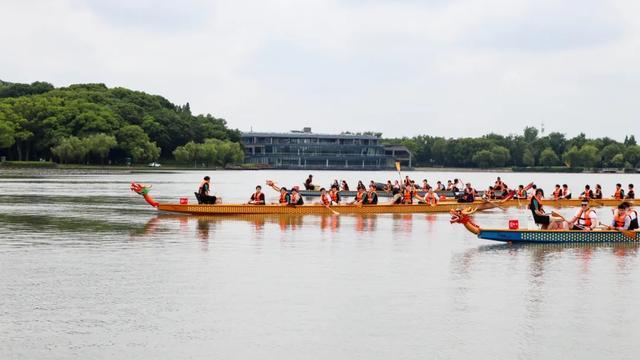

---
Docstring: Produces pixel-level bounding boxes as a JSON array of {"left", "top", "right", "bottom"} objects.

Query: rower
[
  {"left": 453, "top": 178, "right": 463, "bottom": 192},
  {"left": 515, "top": 184, "right": 528, "bottom": 199},
  {"left": 329, "top": 185, "right": 341, "bottom": 204},
  {"left": 357, "top": 180, "right": 366, "bottom": 191},
  {"left": 483, "top": 186, "right": 496, "bottom": 200},
  {"left": 384, "top": 180, "right": 393, "bottom": 192},
  {"left": 552, "top": 184, "right": 562, "bottom": 200},
  {"left": 248, "top": 185, "right": 265, "bottom": 205},
  {"left": 197, "top": 176, "right": 217, "bottom": 204},
  {"left": 613, "top": 183, "right": 624, "bottom": 199},
  {"left": 579, "top": 185, "right": 593, "bottom": 200},
  {"left": 341, "top": 180, "right": 350, "bottom": 191},
  {"left": 594, "top": 184, "right": 603, "bottom": 199},
  {"left": 304, "top": 174, "right": 314, "bottom": 190},
  {"left": 289, "top": 186, "right": 304, "bottom": 205},
  {"left": 436, "top": 181, "right": 445, "bottom": 191},
  {"left": 401, "top": 185, "right": 415, "bottom": 204},
  {"left": 568, "top": 199, "right": 598, "bottom": 231},
  {"left": 277, "top": 187, "right": 290, "bottom": 205},
  {"left": 530, "top": 188, "right": 565, "bottom": 230},
  {"left": 364, "top": 184, "right": 378, "bottom": 205},
  {"left": 621, "top": 201, "right": 639, "bottom": 230},
  {"left": 458, "top": 183, "right": 476, "bottom": 203},
  {"left": 350, "top": 187, "right": 366, "bottom": 205},
  {"left": 626, "top": 184, "right": 635, "bottom": 199},
  {"left": 560, "top": 184, "right": 571, "bottom": 199},
  {"left": 404, "top": 175, "right": 411, "bottom": 187},
  {"left": 417, "top": 188, "right": 439, "bottom": 206},
  {"left": 611, "top": 203, "right": 631, "bottom": 230},
  {"left": 421, "top": 179, "right": 430, "bottom": 191},
  {"left": 494, "top": 176, "right": 508, "bottom": 191},
  {"left": 319, "top": 188, "right": 331, "bottom": 206}
]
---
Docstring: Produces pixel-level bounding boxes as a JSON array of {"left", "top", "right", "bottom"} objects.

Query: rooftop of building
[{"left": 241, "top": 128, "right": 380, "bottom": 140}]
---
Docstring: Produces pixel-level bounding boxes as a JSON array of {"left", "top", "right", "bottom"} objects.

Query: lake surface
[{"left": 1, "top": 169, "right": 639, "bottom": 359}]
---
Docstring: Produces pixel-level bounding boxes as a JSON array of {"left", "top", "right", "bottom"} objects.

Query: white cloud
[{"left": 1, "top": 0, "right": 639, "bottom": 140}]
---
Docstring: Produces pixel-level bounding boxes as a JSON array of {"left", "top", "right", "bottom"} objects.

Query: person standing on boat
[
  {"left": 612, "top": 183, "right": 624, "bottom": 199},
  {"left": 530, "top": 189, "right": 565, "bottom": 230},
  {"left": 304, "top": 175, "right": 314, "bottom": 190},
  {"left": 329, "top": 185, "right": 341, "bottom": 205},
  {"left": 364, "top": 184, "right": 378, "bottom": 205},
  {"left": 626, "top": 184, "right": 635, "bottom": 199},
  {"left": 593, "top": 184, "right": 603, "bottom": 199},
  {"left": 568, "top": 200, "right": 598, "bottom": 230},
  {"left": 248, "top": 185, "right": 265, "bottom": 205},
  {"left": 579, "top": 185, "right": 594, "bottom": 200},
  {"left": 198, "top": 176, "right": 217, "bottom": 204},
  {"left": 289, "top": 187, "right": 304, "bottom": 205}
]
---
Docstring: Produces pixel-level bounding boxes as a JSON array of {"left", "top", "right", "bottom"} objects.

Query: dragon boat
[
  {"left": 130, "top": 182, "right": 639, "bottom": 216},
  {"left": 450, "top": 208, "right": 639, "bottom": 243},
  {"left": 299, "top": 189, "right": 490, "bottom": 198}
]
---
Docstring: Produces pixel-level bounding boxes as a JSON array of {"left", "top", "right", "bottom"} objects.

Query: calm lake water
[{"left": 1, "top": 169, "right": 639, "bottom": 359}]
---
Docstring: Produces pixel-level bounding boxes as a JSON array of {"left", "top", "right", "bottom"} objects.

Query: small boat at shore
[
  {"left": 131, "top": 182, "right": 640, "bottom": 216},
  {"left": 450, "top": 208, "right": 639, "bottom": 243}
]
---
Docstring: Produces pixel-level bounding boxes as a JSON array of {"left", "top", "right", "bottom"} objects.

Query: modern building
[
  {"left": 241, "top": 128, "right": 400, "bottom": 169},
  {"left": 384, "top": 144, "right": 413, "bottom": 168}
]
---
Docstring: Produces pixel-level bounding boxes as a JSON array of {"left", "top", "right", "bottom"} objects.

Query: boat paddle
[{"left": 325, "top": 205, "right": 340, "bottom": 215}]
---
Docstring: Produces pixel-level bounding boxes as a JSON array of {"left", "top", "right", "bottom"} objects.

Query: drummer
[
  {"left": 248, "top": 185, "right": 265, "bottom": 205},
  {"left": 529, "top": 188, "right": 565, "bottom": 230}
]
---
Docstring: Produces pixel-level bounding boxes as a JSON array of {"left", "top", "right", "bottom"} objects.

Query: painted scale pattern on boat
[{"left": 478, "top": 230, "right": 639, "bottom": 243}]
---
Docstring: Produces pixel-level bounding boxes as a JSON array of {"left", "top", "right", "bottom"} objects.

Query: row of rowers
[
  {"left": 529, "top": 189, "right": 638, "bottom": 231},
  {"left": 503, "top": 183, "right": 635, "bottom": 200},
  {"left": 248, "top": 181, "right": 444, "bottom": 205}
]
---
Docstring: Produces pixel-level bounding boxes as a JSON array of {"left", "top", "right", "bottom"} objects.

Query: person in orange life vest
[
  {"left": 364, "top": 184, "right": 378, "bottom": 205},
  {"left": 319, "top": 188, "right": 332, "bottom": 206},
  {"left": 350, "top": 187, "right": 366, "bottom": 205},
  {"left": 266, "top": 180, "right": 290, "bottom": 204},
  {"left": 559, "top": 184, "right": 571, "bottom": 199},
  {"left": 248, "top": 185, "right": 265, "bottom": 205},
  {"left": 626, "top": 184, "right": 635, "bottom": 199},
  {"left": 197, "top": 176, "right": 217, "bottom": 204},
  {"left": 421, "top": 179, "right": 430, "bottom": 191},
  {"left": 568, "top": 200, "right": 598, "bottom": 231},
  {"left": 515, "top": 184, "right": 528, "bottom": 199},
  {"left": 620, "top": 201, "right": 639, "bottom": 230},
  {"left": 328, "top": 185, "right": 341, "bottom": 205},
  {"left": 483, "top": 186, "right": 496, "bottom": 200},
  {"left": 612, "top": 183, "right": 624, "bottom": 199},
  {"left": 593, "top": 184, "right": 603, "bottom": 199},
  {"left": 494, "top": 176, "right": 508, "bottom": 191},
  {"left": 610, "top": 203, "right": 631, "bottom": 230},
  {"left": 416, "top": 188, "right": 439, "bottom": 206},
  {"left": 552, "top": 184, "right": 562, "bottom": 200},
  {"left": 579, "top": 185, "right": 594, "bottom": 200},
  {"left": 401, "top": 185, "right": 415, "bottom": 204},
  {"left": 289, "top": 187, "right": 304, "bottom": 205}
]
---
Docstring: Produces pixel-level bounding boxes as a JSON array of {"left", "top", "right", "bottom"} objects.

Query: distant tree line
[
  {"left": 0, "top": 80, "right": 243, "bottom": 165},
  {"left": 384, "top": 127, "right": 640, "bottom": 169}
]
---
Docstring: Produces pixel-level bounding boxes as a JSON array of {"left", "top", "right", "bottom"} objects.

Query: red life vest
[
  {"left": 582, "top": 190, "right": 591, "bottom": 199},
  {"left": 279, "top": 192, "right": 288, "bottom": 204},
  {"left": 330, "top": 191, "right": 339, "bottom": 202},
  {"left": 517, "top": 189, "right": 527, "bottom": 198},
  {"left": 614, "top": 211, "right": 627, "bottom": 228},
  {"left": 355, "top": 191, "right": 364, "bottom": 201},
  {"left": 320, "top": 194, "right": 330, "bottom": 205},
  {"left": 425, "top": 192, "right": 437, "bottom": 205},
  {"left": 553, "top": 188, "right": 562, "bottom": 199}
]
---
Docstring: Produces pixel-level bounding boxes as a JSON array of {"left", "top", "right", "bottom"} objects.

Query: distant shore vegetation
[
  {"left": 384, "top": 127, "right": 640, "bottom": 170},
  {"left": 0, "top": 80, "right": 243, "bottom": 166}
]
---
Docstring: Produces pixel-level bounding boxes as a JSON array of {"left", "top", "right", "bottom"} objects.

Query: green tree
[
  {"left": 0, "top": 119, "right": 15, "bottom": 148},
  {"left": 472, "top": 150, "right": 493, "bottom": 168},
  {"left": 51, "top": 136, "right": 87, "bottom": 163},
  {"left": 490, "top": 146, "right": 510, "bottom": 167},
  {"left": 579, "top": 145, "right": 600, "bottom": 168},
  {"left": 610, "top": 153, "right": 625, "bottom": 168},
  {"left": 600, "top": 143, "right": 624, "bottom": 166},
  {"left": 539, "top": 148, "right": 560, "bottom": 167},
  {"left": 522, "top": 148, "right": 535, "bottom": 167},
  {"left": 84, "top": 133, "right": 117, "bottom": 164},
  {"left": 523, "top": 126, "right": 538, "bottom": 143},
  {"left": 116, "top": 125, "right": 161, "bottom": 163},
  {"left": 562, "top": 146, "right": 580, "bottom": 167}
]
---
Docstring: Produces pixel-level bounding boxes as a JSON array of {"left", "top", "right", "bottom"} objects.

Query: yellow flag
[{"left": 395, "top": 161, "right": 401, "bottom": 172}]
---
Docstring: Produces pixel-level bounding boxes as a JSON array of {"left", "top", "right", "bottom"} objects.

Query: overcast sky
[{"left": 2, "top": 0, "right": 639, "bottom": 139}]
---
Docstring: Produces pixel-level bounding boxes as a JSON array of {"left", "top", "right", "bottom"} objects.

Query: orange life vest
[
  {"left": 355, "top": 191, "right": 364, "bottom": 201},
  {"left": 403, "top": 189, "right": 413, "bottom": 204},
  {"left": 279, "top": 192, "right": 288, "bottom": 204},
  {"left": 582, "top": 190, "right": 591, "bottom": 199},
  {"left": 614, "top": 188, "right": 623, "bottom": 199},
  {"left": 614, "top": 211, "right": 627, "bottom": 228},
  {"left": 330, "top": 191, "right": 339, "bottom": 202},
  {"left": 253, "top": 192, "right": 263, "bottom": 202},
  {"left": 321, "top": 194, "right": 330, "bottom": 206},
  {"left": 578, "top": 207, "right": 594, "bottom": 227},
  {"left": 517, "top": 189, "right": 527, "bottom": 198},
  {"left": 425, "top": 192, "right": 437, "bottom": 205}
]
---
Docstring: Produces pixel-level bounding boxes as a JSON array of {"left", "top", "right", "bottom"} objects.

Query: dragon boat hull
[{"left": 477, "top": 229, "right": 638, "bottom": 243}]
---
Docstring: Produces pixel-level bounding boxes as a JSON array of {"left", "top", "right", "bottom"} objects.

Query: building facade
[{"left": 241, "top": 129, "right": 397, "bottom": 169}]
